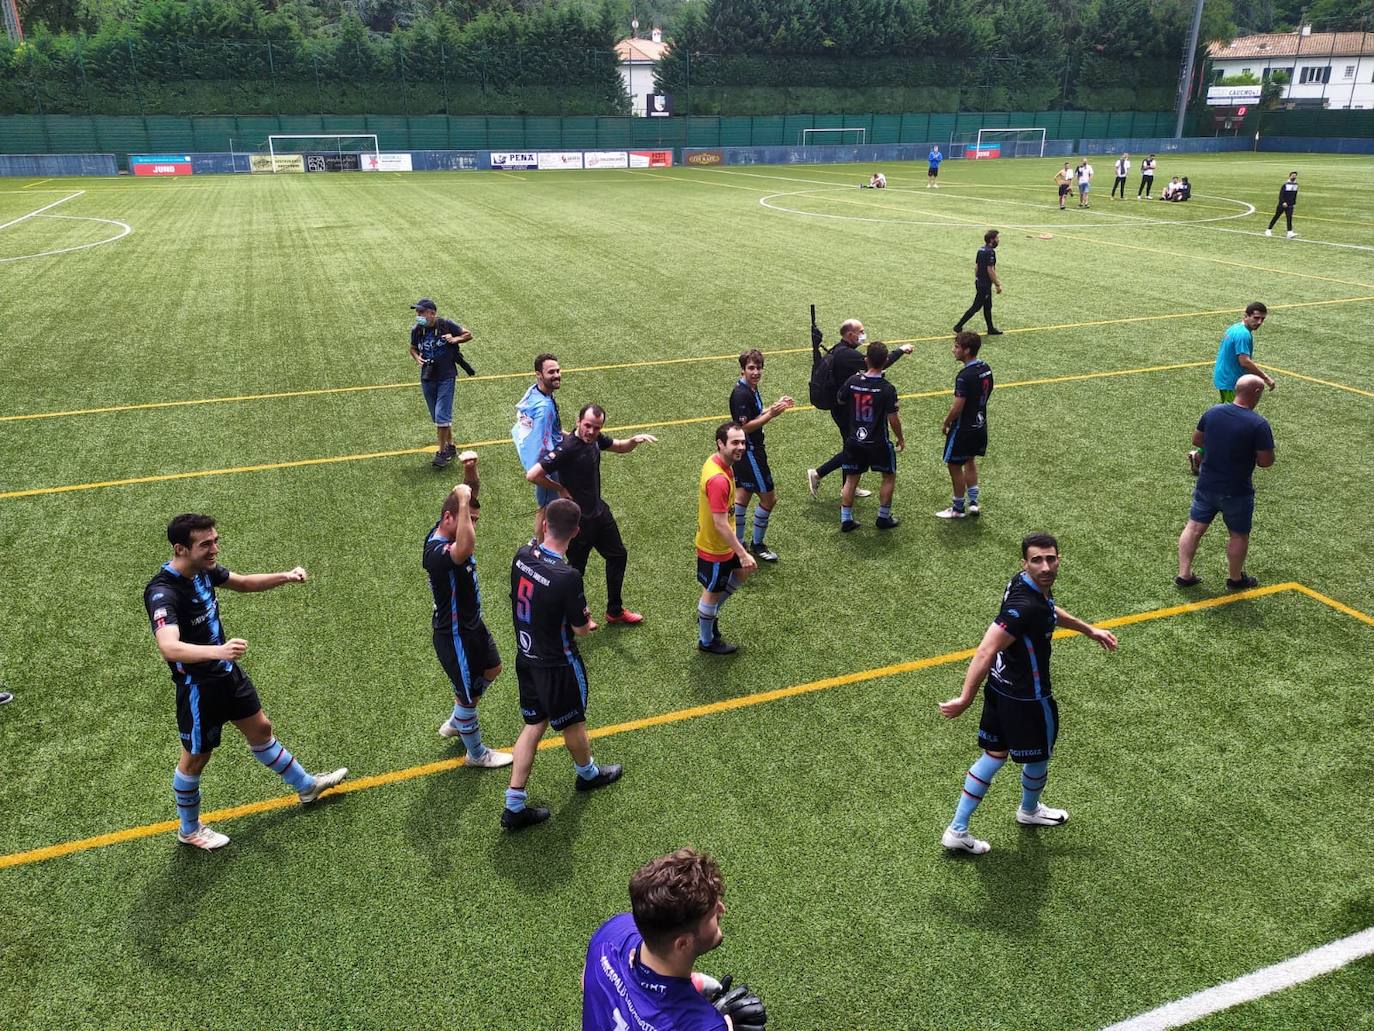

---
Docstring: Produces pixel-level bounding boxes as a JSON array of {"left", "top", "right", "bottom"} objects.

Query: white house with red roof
[
  {"left": 1208, "top": 28, "right": 1374, "bottom": 109},
  {"left": 616, "top": 29, "right": 669, "bottom": 116}
]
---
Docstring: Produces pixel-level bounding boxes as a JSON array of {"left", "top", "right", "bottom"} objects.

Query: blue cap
[{"left": 410, "top": 298, "right": 436, "bottom": 312}]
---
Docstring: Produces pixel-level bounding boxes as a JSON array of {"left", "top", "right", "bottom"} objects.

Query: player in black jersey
[
  {"left": 1266, "top": 171, "right": 1299, "bottom": 238},
  {"left": 936, "top": 332, "right": 994, "bottom": 519},
  {"left": 424, "top": 461, "right": 513, "bottom": 770},
  {"left": 937, "top": 533, "right": 1118, "bottom": 854},
  {"left": 729, "top": 349, "right": 795, "bottom": 562},
  {"left": 836, "top": 341, "right": 904, "bottom": 532},
  {"left": 144, "top": 514, "right": 347, "bottom": 852},
  {"left": 502, "top": 498, "right": 623, "bottom": 831}
]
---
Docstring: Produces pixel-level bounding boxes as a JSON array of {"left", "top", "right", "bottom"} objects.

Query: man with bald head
[{"left": 1176, "top": 375, "right": 1275, "bottom": 590}]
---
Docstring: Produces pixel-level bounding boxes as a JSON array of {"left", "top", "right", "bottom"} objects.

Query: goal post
[
  {"left": 972, "top": 128, "right": 1046, "bottom": 158},
  {"left": 263, "top": 133, "right": 380, "bottom": 172},
  {"left": 799, "top": 127, "right": 866, "bottom": 147}
]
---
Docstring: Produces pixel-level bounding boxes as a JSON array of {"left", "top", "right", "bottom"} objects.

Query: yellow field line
[
  {"left": 0, "top": 361, "right": 1210, "bottom": 501},
  {"left": 8, "top": 580, "right": 1360, "bottom": 872},
  {"left": 1258, "top": 364, "right": 1374, "bottom": 399},
  {"left": 7, "top": 295, "right": 1372, "bottom": 425}
]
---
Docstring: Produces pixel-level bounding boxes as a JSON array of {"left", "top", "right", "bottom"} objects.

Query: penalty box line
[
  {"left": 0, "top": 581, "right": 1368, "bottom": 872},
  {"left": 4, "top": 295, "right": 1372, "bottom": 425}
]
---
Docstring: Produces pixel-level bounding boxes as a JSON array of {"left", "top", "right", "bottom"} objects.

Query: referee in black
[
  {"left": 526, "top": 403, "right": 657, "bottom": 628},
  {"left": 953, "top": 229, "right": 1003, "bottom": 336},
  {"left": 1266, "top": 171, "right": 1299, "bottom": 238},
  {"left": 502, "top": 498, "right": 623, "bottom": 831}
]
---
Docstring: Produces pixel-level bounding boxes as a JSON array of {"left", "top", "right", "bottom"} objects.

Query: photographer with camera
[{"left": 409, "top": 297, "right": 476, "bottom": 468}]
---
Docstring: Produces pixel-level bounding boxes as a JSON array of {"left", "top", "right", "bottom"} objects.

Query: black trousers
[
  {"left": 817, "top": 406, "right": 850, "bottom": 479},
  {"left": 1268, "top": 204, "right": 1294, "bottom": 231},
  {"left": 1137, "top": 174, "right": 1154, "bottom": 197},
  {"left": 1112, "top": 175, "right": 1128, "bottom": 197},
  {"left": 956, "top": 285, "right": 994, "bottom": 332},
  {"left": 567, "top": 505, "right": 628, "bottom": 615}
]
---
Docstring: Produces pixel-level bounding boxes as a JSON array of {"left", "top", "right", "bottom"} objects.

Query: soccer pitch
[{"left": 2, "top": 153, "right": 1373, "bottom": 1030}]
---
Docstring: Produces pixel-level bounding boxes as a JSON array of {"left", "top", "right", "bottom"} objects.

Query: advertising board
[
  {"left": 130, "top": 154, "right": 192, "bottom": 176},
  {"left": 685, "top": 150, "right": 724, "bottom": 166},
  {"left": 537, "top": 151, "right": 585, "bottom": 170},
  {"left": 629, "top": 150, "right": 673, "bottom": 167},
  {"left": 584, "top": 151, "right": 629, "bottom": 169},
  {"left": 305, "top": 153, "right": 362, "bottom": 172},
  {"left": 491, "top": 151, "right": 538, "bottom": 170}
]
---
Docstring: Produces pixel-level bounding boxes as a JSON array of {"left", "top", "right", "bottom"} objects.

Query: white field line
[
  {"left": 0, "top": 190, "right": 84, "bottom": 231},
  {"left": 1101, "top": 927, "right": 1374, "bottom": 1031},
  {"left": 0, "top": 213, "right": 132, "bottom": 264}
]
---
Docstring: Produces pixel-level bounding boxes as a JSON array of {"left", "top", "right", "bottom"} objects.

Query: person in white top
[
  {"left": 1075, "top": 161, "right": 1094, "bottom": 208},
  {"left": 1111, "top": 152, "right": 1130, "bottom": 199},
  {"left": 863, "top": 172, "right": 887, "bottom": 189},
  {"left": 1161, "top": 176, "right": 1181, "bottom": 200},
  {"left": 1137, "top": 153, "right": 1157, "bottom": 198}
]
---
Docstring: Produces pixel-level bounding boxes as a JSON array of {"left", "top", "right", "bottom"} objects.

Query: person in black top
[
  {"left": 502, "top": 498, "right": 623, "bottom": 831},
  {"left": 936, "top": 332, "right": 994, "bottom": 520},
  {"left": 836, "top": 341, "right": 905, "bottom": 532},
  {"left": 526, "top": 403, "right": 657, "bottom": 628},
  {"left": 937, "top": 533, "right": 1118, "bottom": 855},
  {"left": 424, "top": 457, "right": 514, "bottom": 770},
  {"left": 806, "top": 319, "right": 912, "bottom": 498},
  {"left": 730, "top": 349, "right": 795, "bottom": 562},
  {"left": 144, "top": 513, "right": 347, "bottom": 852},
  {"left": 1266, "top": 171, "right": 1299, "bottom": 238},
  {"left": 953, "top": 230, "right": 1004, "bottom": 336},
  {"left": 409, "top": 297, "right": 475, "bottom": 468}
]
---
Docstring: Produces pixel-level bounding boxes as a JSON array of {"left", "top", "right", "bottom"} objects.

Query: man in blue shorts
[
  {"left": 582, "top": 848, "right": 768, "bottom": 1031},
  {"left": 1176, "top": 375, "right": 1275, "bottom": 591},
  {"left": 729, "top": 349, "right": 795, "bottom": 562},
  {"left": 927, "top": 144, "right": 943, "bottom": 187},
  {"left": 938, "top": 532, "right": 1118, "bottom": 855},
  {"left": 145, "top": 514, "right": 348, "bottom": 851},
  {"left": 513, "top": 353, "right": 564, "bottom": 541},
  {"left": 409, "top": 298, "right": 474, "bottom": 468},
  {"left": 1191, "top": 302, "right": 1274, "bottom": 474},
  {"left": 936, "top": 331, "right": 993, "bottom": 519}
]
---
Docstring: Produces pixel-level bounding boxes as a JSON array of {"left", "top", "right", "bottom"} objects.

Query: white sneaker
[
  {"left": 806, "top": 468, "right": 820, "bottom": 498},
  {"left": 1286, "top": 231, "right": 1296, "bottom": 239},
  {"left": 1016, "top": 802, "right": 1069, "bottom": 826},
  {"left": 854, "top": 487, "right": 872, "bottom": 499},
  {"left": 935, "top": 507, "right": 966, "bottom": 519},
  {"left": 942, "top": 826, "right": 990, "bottom": 854},
  {"left": 967, "top": 502, "right": 980, "bottom": 516},
  {"left": 1264, "top": 229, "right": 1272, "bottom": 236},
  {"left": 177, "top": 824, "right": 230, "bottom": 851},
  {"left": 438, "top": 718, "right": 461, "bottom": 738},
  {"left": 466, "top": 748, "right": 514, "bottom": 769},
  {"left": 299, "top": 767, "right": 348, "bottom": 804}
]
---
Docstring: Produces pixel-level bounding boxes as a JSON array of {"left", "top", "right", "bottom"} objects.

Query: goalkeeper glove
[{"left": 709, "top": 975, "right": 767, "bottom": 1031}]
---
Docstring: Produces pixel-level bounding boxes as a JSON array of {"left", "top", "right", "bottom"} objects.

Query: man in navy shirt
[
  {"left": 729, "top": 349, "right": 795, "bottom": 562},
  {"left": 409, "top": 297, "right": 474, "bottom": 468},
  {"left": 936, "top": 331, "right": 993, "bottom": 519},
  {"left": 144, "top": 514, "right": 347, "bottom": 851},
  {"left": 1176, "top": 375, "right": 1276, "bottom": 590},
  {"left": 837, "top": 341, "right": 904, "bottom": 532},
  {"left": 953, "top": 230, "right": 1003, "bottom": 336},
  {"left": 583, "top": 848, "right": 767, "bottom": 1031},
  {"left": 938, "top": 533, "right": 1118, "bottom": 854}
]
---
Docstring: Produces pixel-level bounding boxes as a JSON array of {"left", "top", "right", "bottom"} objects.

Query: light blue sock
[
  {"left": 951, "top": 752, "right": 1007, "bottom": 831},
  {"left": 1020, "top": 761, "right": 1049, "bottom": 812},
  {"left": 698, "top": 600, "right": 719, "bottom": 645},
  {"left": 251, "top": 737, "right": 314, "bottom": 793},
  {"left": 968, "top": 484, "right": 980, "bottom": 505},
  {"left": 505, "top": 787, "right": 527, "bottom": 813},
  {"left": 173, "top": 769, "right": 201, "bottom": 836},
  {"left": 734, "top": 503, "right": 748, "bottom": 541},
  {"left": 450, "top": 702, "right": 487, "bottom": 761},
  {"left": 840, "top": 505, "right": 853, "bottom": 524},
  {"left": 575, "top": 758, "right": 600, "bottom": 781},
  {"left": 878, "top": 504, "right": 892, "bottom": 520},
  {"left": 751, "top": 506, "right": 771, "bottom": 546}
]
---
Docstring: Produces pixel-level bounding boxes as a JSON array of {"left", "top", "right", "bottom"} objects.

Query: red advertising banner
[
  {"left": 630, "top": 150, "right": 673, "bottom": 168},
  {"left": 131, "top": 154, "right": 193, "bottom": 176}
]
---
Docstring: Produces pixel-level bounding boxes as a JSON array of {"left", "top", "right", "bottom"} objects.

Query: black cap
[{"left": 410, "top": 298, "right": 436, "bottom": 312}]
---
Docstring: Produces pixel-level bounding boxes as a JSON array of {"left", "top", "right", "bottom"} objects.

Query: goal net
[
  {"left": 252, "top": 134, "right": 381, "bottom": 173},
  {"left": 799, "top": 127, "right": 867, "bottom": 146},
  {"left": 972, "top": 128, "right": 1046, "bottom": 158}
]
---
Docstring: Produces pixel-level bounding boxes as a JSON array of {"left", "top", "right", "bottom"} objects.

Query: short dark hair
[
  {"left": 544, "top": 497, "right": 581, "bottom": 538},
  {"left": 1245, "top": 301, "right": 1268, "bottom": 316},
  {"left": 738, "top": 349, "right": 765, "bottom": 369},
  {"left": 578, "top": 402, "right": 606, "bottom": 422},
  {"left": 534, "top": 353, "right": 558, "bottom": 374},
  {"left": 954, "top": 331, "right": 982, "bottom": 356},
  {"left": 715, "top": 421, "right": 740, "bottom": 446},
  {"left": 440, "top": 489, "right": 477, "bottom": 519},
  {"left": 984, "top": 229, "right": 999, "bottom": 244},
  {"left": 1021, "top": 532, "right": 1059, "bottom": 558},
  {"left": 865, "top": 340, "right": 889, "bottom": 369},
  {"left": 630, "top": 848, "right": 724, "bottom": 950},
  {"left": 168, "top": 513, "right": 216, "bottom": 548}
]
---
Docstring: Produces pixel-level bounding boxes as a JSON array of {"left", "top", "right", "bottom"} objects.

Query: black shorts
[
  {"left": 943, "top": 427, "right": 987, "bottom": 463},
  {"left": 842, "top": 440, "right": 897, "bottom": 475},
  {"left": 977, "top": 689, "right": 1058, "bottom": 763},
  {"left": 175, "top": 664, "right": 262, "bottom": 754},
  {"left": 516, "top": 660, "right": 587, "bottom": 731},
  {"left": 697, "top": 554, "right": 742, "bottom": 593},
  {"left": 434, "top": 623, "right": 501, "bottom": 705},
  {"left": 1058, "top": 184, "right": 1071, "bottom": 197},
  {"left": 735, "top": 445, "right": 774, "bottom": 493},
  {"left": 928, "top": 165, "right": 940, "bottom": 177}
]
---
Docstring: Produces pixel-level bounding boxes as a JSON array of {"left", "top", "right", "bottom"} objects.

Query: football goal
[
  {"left": 972, "top": 128, "right": 1046, "bottom": 158},
  {"left": 259, "top": 134, "right": 381, "bottom": 172},
  {"left": 799, "top": 127, "right": 867, "bottom": 146}
]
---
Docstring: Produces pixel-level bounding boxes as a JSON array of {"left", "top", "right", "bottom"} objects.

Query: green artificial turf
[{"left": 1, "top": 154, "right": 1372, "bottom": 1030}]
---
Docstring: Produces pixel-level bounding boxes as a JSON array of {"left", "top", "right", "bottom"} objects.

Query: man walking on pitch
[
  {"left": 1055, "top": 163, "right": 1073, "bottom": 209},
  {"left": 954, "top": 230, "right": 1004, "bottom": 336},
  {"left": 696, "top": 423, "right": 758, "bottom": 655},
  {"left": 503, "top": 498, "right": 622, "bottom": 831},
  {"left": 410, "top": 298, "right": 475, "bottom": 468},
  {"left": 730, "top": 349, "right": 795, "bottom": 562},
  {"left": 1266, "top": 171, "right": 1299, "bottom": 238},
  {"left": 838, "top": 341, "right": 904, "bottom": 532},
  {"left": 1191, "top": 302, "right": 1275, "bottom": 474},
  {"left": 513, "top": 353, "right": 564, "bottom": 541},
  {"left": 1111, "top": 152, "right": 1130, "bottom": 199},
  {"left": 1075, "top": 160, "right": 1094, "bottom": 207},
  {"left": 1137, "top": 153, "right": 1157, "bottom": 198},
  {"left": 1176, "top": 375, "right": 1275, "bottom": 591},
  {"left": 145, "top": 514, "right": 347, "bottom": 851},
  {"left": 938, "top": 533, "right": 1119, "bottom": 855},
  {"left": 807, "top": 321, "right": 912, "bottom": 498},
  {"left": 927, "top": 144, "right": 943, "bottom": 187},
  {"left": 526, "top": 403, "right": 657, "bottom": 626},
  {"left": 936, "top": 332, "right": 993, "bottom": 520},
  {"left": 424, "top": 459, "right": 513, "bottom": 769}
]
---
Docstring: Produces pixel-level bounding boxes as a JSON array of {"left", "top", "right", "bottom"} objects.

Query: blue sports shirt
[
  {"left": 582, "top": 913, "right": 727, "bottom": 1031},
  {"left": 987, "top": 572, "right": 1057, "bottom": 700},
  {"left": 928, "top": 148, "right": 943, "bottom": 167},
  {"left": 1212, "top": 322, "right": 1255, "bottom": 391},
  {"left": 513, "top": 383, "right": 563, "bottom": 471},
  {"left": 1196, "top": 403, "right": 1275, "bottom": 497}
]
